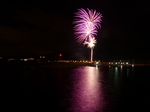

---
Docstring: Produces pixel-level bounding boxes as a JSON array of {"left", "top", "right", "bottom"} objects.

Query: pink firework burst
[{"left": 73, "top": 8, "right": 102, "bottom": 47}]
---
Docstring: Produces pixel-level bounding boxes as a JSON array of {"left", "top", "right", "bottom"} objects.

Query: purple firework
[{"left": 73, "top": 8, "right": 102, "bottom": 47}]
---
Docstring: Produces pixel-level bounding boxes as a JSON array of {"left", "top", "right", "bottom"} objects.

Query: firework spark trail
[
  {"left": 73, "top": 8, "right": 102, "bottom": 48},
  {"left": 83, "top": 37, "right": 96, "bottom": 48}
]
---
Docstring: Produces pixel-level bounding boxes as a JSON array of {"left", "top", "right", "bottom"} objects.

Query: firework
[
  {"left": 73, "top": 8, "right": 102, "bottom": 45},
  {"left": 83, "top": 37, "right": 96, "bottom": 48},
  {"left": 73, "top": 8, "right": 102, "bottom": 61}
]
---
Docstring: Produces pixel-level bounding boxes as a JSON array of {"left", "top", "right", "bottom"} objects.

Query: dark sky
[{"left": 0, "top": 0, "right": 149, "bottom": 60}]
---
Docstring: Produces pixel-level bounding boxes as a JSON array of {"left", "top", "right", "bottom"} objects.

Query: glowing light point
[{"left": 59, "top": 54, "right": 62, "bottom": 60}]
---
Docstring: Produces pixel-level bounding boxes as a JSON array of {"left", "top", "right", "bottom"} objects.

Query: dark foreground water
[{"left": 0, "top": 62, "right": 150, "bottom": 112}]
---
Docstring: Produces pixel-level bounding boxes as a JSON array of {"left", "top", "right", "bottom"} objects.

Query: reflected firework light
[{"left": 73, "top": 8, "right": 102, "bottom": 61}]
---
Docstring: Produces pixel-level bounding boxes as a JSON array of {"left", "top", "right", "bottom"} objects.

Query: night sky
[{"left": 0, "top": 0, "right": 149, "bottom": 60}]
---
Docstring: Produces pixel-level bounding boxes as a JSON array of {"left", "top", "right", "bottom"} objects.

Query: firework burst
[
  {"left": 73, "top": 8, "right": 102, "bottom": 61},
  {"left": 73, "top": 8, "right": 102, "bottom": 46}
]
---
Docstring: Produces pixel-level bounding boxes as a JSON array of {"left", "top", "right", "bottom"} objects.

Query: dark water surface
[{"left": 0, "top": 62, "right": 150, "bottom": 111}]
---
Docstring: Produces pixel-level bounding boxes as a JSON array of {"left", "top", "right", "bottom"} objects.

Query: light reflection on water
[
  {"left": 1, "top": 63, "right": 150, "bottom": 111},
  {"left": 66, "top": 66, "right": 112, "bottom": 112}
]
